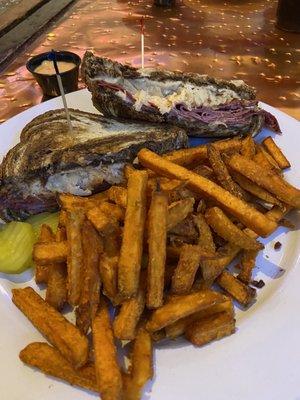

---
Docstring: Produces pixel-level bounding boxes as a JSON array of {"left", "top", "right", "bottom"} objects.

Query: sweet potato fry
[
  {"left": 167, "top": 198, "right": 195, "bottom": 231},
  {"left": 200, "top": 242, "right": 240, "bottom": 282},
  {"left": 45, "top": 227, "right": 67, "bottom": 310},
  {"left": 165, "top": 297, "right": 233, "bottom": 339},
  {"left": 262, "top": 136, "right": 291, "bottom": 169},
  {"left": 124, "top": 164, "right": 137, "bottom": 180},
  {"left": 123, "top": 327, "right": 153, "bottom": 400},
  {"left": 58, "top": 192, "right": 107, "bottom": 210},
  {"left": 146, "top": 289, "right": 224, "bottom": 332},
  {"left": 240, "top": 135, "right": 256, "bottom": 158},
  {"left": 118, "top": 170, "right": 148, "bottom": 298},
  {"left": 65, "top": 210, "right": 85, "bottom": 306},
  {"left": 205, "top": 207, "right": 263, "bottom": 250},
  {"left": 192, "top": 164, "right": 215, "bottom": 180},
  {"left": 99, "top": 230, "right": 120, "bottom": 304},
  {"left": 216, "top": 270, "right": 256, "bottom": 306},
  {"left": 148, "top": 177, "right": 183, "bottom": 194},
  {"left": 253, "top": 145, "right": 281, "bottom": 173},
  {"left": 96, "top": 202, "right": 125, "bottom": 221},
  {"left": 163, "top": 138, "right": 242, "bottom": 168},
  {"left": 34, "top": 224, "right": 54, "bottom": 283},
  {"left": 19, "top": 342, "right": 98, "bottom": 392},
  {"left": 238, "top": 249, "right": 258, "bottom": 284},
  {"left": 185, "top": 311, "right": 235, "bottom": 346},
  {"left": 228, "top": 153, "right": 300, "bottom": 208},
  {"left": 107, "top": 186, "right": 128, "bottom": 208},
  {"left": 58, "top": 209, "right": 68, "bottom": 227},
  {"left": 193, "top": 213, "right": 216, "bottom": 253},
  {"left": 76, "top": 220, "right": 102, "bottom": 334},
  {"left": 138, "top": 149, "right": 277, "bottom": 237},
  {"left": 147, "top": 188, "right": 168, "bottom": 308},
  {"left": 171, "top": 245, "right": 214, "bottom": 295},
  {"left": 253, "top": 148, "right": 273, "bottom": 170},
  {"left": 87, "top": 207, "right": 118, "bottom": 235},
  {"left": 266, "top": 204, "right": 290, "bottom": 223},
  {"left": 92, "top": 301, "right": 123, "bottom": 400},
  {"left": 166, "top": 245, "right": 182, "bottom": 262},
  {"left": 113, "top": 284, "right": 145, "bottom": 340},
  {"left": 12, "top": 287, "right": 88, "bottom": 368},
  {"left": 169, "top": 216, "right": 199, "bottom": 243},
  {"left": 258, "top": 144, "right": 281, "bottom": 171},
  {"left": 33, "top": 241, "right": 68, "bottom": 265},
  {"left": 231, "top": 171, "right": 282, "bottom": 206},
  {"left": 207, "top": 144, "right": 247, "bottom": 200}
]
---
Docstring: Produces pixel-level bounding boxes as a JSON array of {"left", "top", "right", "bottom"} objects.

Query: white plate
[{"left": 1, "top": 89, "right": 300, "bottom": 400}]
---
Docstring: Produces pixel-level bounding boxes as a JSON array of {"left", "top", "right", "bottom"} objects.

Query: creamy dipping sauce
[{"left": 34, "top": 60, "right": 76, "bottom": 75}]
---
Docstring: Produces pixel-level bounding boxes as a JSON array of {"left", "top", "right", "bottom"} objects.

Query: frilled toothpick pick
[{"left": 140, "top": 17, "right": 145, "bottom": 69}]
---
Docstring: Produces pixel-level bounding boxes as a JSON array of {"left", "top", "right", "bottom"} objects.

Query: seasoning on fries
[
  {"left": 76, "top": 220, "right": 102, "bottom": 334},
  {"left": 164, "top": 137, "right": 242, "bottom": 167},
  {"left": 262, "top": 136, "right": 291, "bottom": 169},
  {"left": 34, "top": 224, "right": 54, "bottom": 283},
  {"left": 146, "top": 290, "right": 225, "bottom": 332},
  {"left": 207, "top": 144, "right": 246, "bottom": 200},
  {"left": 11, "top": 133, "right": 297, "bottom": 400},
  {"left": 185, "top": 311, "right": 236, "bottom": 347},
  {"left": 147, "top": 186, "right": 168, "bottom": 308},
  {"left": 228, "top": 154, "right": 300, "bottom": 208},
  {"left": 58, "top": 192, "right": 108, "bottom": 210},
  {"left": 205, "top": 207, "right": 263, "bottom": 251},
  {"left": 171, "top": 245, "right": 214, "bottom": 295},
  {"left": 12, "top": 287, "right": 88, "bottom": 368},
  {"left": 19, "top": 342, "right": 98, "bottom": 392},
  {"left": 124, "top": 327, "right": 153, "bottom": 400},
  {"left": 200, "top": 243, "right": 240, "bottom": 283},
  {"left": 165, "top": 297, "right": 233, "bottom": 339},
  {"left": 118, "top": 169, "right": 148, "bottom": 298},
  {"left": 99, "top": 229, "right": 120, "bottom": 304},
  {"left": 167, "top": 197, "right": 195, "bottom": 231},
  {"left": 113, "top": 284, "right": 145, "bottom": 340},
  {"left": 193, "top": 213, "right": 216, "bottom": 253},
  {"left": 231, "top": 171, "right": 282, "bottom": 206},
  {"left": 45, "top": 226, "right": 67, "bottom": 310},
  {"left": 33, "top": 240, "right": 68, "bottom": 265},
  {"left": 137, "top": 149, "right": 277, "bottom": 237},
  {"left": 92, "top": 301, "right": 123, "bottom": 400},
  {"left": 65, "top": 210, "right": 85, "bottom": 306},
  {"left": 87, "top": 207, "right": 118, "bottom": 235},
  {"left": 216, "top": 270, "right": 256, "bottom": 306},
  {"left": 240, "top": 135, "right": 256, "bottom": 158},
  {"left": 238, "top": 249, "right": 258, "bottom": 284},
  {"left": 107, "top": 186, "right": 128, "bottom": 208}
]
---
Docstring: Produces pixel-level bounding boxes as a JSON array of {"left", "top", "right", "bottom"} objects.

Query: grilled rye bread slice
[
  {"left": 82, "top": 51, "right": 280, "bottom": 138},
  {"left": 0, "top": 109, "right": 188, "bottom": 221}
]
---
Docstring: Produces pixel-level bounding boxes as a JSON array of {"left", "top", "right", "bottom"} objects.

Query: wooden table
[{"left": 0, "top": 0, "right": 299, "bottom": 123}]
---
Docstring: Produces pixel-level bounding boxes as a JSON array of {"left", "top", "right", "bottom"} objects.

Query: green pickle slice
[{"left": 0, "top": 222, "right": 35, "bottom": 274}]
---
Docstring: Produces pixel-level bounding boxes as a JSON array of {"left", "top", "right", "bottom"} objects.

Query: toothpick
[
  {"left": 140, "top": 17, "right": 145, "bottom": 69},
  {"left": 50, "top": 50, "right": 73, "bottom": 132}
]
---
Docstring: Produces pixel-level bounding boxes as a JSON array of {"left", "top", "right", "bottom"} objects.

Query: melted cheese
[
  {"left": 93, "top": 74, "right": 241, "bottom": 114},
  {"left": 132, "top": 83, "right": 240, "bottom": 114}
]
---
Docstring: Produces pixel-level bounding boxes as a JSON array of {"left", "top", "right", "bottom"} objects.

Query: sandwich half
[
  {"left": 82, "top": 51, "right": 280, "bottom": 138},
  {"left": 0, "top": 109, "right": 187, "bottom": 221}
]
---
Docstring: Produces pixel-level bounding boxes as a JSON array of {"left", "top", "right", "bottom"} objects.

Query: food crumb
[{"left": 274, "top": 241, "right": 282, "bottom": 250}]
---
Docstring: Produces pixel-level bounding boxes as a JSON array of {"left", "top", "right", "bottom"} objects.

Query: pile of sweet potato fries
[{"left": 12, "top": 135, "right": 297, "bottom": 400}]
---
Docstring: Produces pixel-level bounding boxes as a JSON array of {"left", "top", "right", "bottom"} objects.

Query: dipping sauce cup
[{"left": 26, "top": 51, "right": 81, "bottom": 98}]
